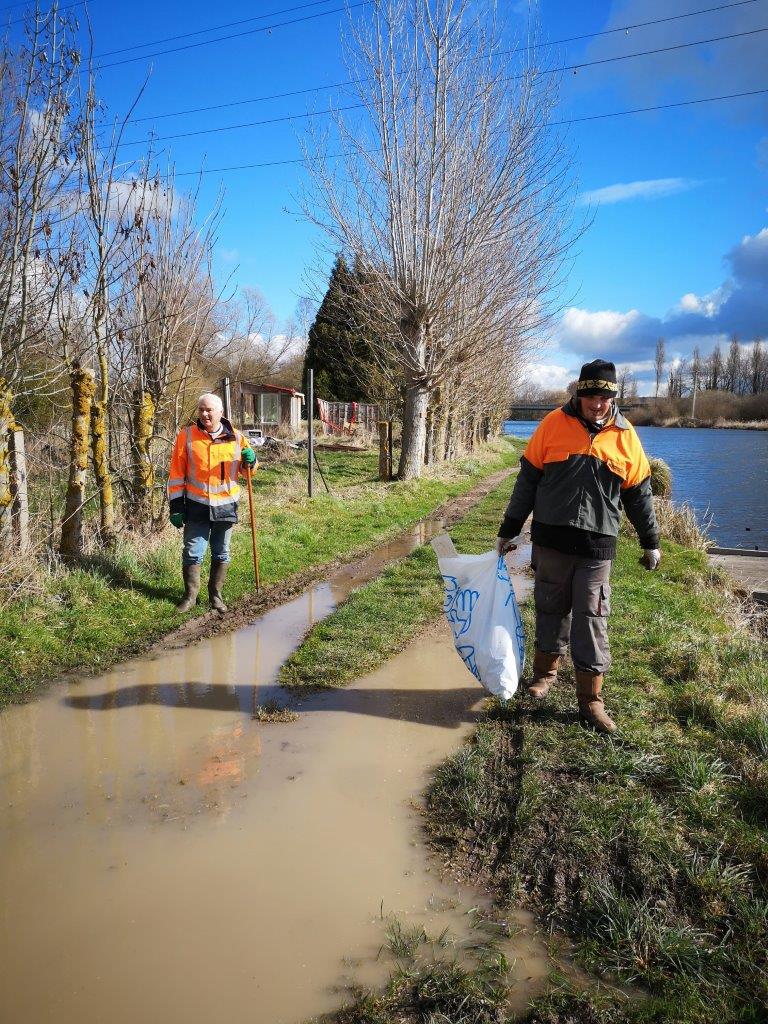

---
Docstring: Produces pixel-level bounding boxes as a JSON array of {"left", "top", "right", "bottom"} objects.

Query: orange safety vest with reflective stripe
[{"left": 167, "top": 418, "right": 253, "bottom": 523}]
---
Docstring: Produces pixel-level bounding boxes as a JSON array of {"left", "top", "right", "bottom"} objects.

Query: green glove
[
  {"left": 241, "top": 446, "right": 257, "bottom": 466},
  {"left": 170, "top": 512, "right": 185, "bottom": 529}
]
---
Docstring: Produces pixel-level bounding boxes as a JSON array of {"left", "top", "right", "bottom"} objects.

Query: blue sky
[{"left": 7, "top": 0, "right": 768, "bottom": 393}]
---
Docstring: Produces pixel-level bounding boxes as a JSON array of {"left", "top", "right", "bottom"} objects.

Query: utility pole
[{"left": 307, "top": 368, "right": 314, "bottom": 497}]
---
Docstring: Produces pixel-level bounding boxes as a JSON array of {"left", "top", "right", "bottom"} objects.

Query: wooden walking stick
[{"left": 245, "top": 463, "right": 261, "bottom": 591}]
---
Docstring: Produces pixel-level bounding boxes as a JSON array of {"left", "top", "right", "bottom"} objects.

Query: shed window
[{"left": 259, "top": 393, "right": 279, "bottom": 423}]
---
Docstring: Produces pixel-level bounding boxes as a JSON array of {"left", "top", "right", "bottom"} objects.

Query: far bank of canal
[{"left": 504, "top": 420, "right": 768, "bottom": 550}]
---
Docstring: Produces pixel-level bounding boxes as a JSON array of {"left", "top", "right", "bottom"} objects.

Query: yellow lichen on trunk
[
  {"left": 60, "top": 367, "right": 96, "bottom": 560},
  {"left": 132, "top": 390, "right": 155, "bottom": 527},
  {"left": 90, "top": 398, "right": 115, "bottom": 545}
]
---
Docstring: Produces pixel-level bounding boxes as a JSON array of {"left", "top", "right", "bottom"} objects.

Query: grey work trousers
[{"left": 532, "top": 544, "right": 613, "bottom": 675}]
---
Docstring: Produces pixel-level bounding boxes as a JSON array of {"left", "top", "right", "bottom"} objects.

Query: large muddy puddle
[{"left": 0, "top": 535, "right": 543, "bottom": 1023}]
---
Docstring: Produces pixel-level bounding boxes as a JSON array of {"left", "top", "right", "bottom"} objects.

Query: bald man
[{"left": 167, "top": 393, "right": 256, "bottom": 612}]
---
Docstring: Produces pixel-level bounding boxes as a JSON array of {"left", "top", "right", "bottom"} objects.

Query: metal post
[
  {"left": 221, "top": 376, "right": 231, "bottom": 420},
  {"left": 307, "top": 368, "right": 314, "bottom": 498}
]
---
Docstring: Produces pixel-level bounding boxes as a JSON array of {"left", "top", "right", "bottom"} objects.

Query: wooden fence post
[
  {"left": 378, "top": 420, "right": 392, "bottom": 480},
  {"left": 9, "top": 428, "right": 30, "bottom": 555}
]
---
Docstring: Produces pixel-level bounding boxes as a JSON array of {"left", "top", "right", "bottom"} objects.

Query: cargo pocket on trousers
[{"left": 597, "top": 582, "right": 611, "bottom": 617}]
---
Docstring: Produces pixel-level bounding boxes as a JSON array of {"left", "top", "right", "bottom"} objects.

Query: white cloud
[
  {"left": 106, "top": 178, "right": 178, "bottom": 221},
  {"left": 541, "top": 223, "right": 768, "bottom": 394},
  {"left": 578, "top": 177, "right": 701, "bottom": 207},
  {"left": 218, "top": 247, "right": 240, "bottom": 264},
  {"left": 558, "top": 307, "right": 657, "bottom": 355},
  {"left": 521, "top": 362, "right": 574, "bottom": 392}
]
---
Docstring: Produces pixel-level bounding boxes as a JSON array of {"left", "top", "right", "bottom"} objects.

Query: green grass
[
  {"left": 280, "top": 475, "right": 515, "bottom": 688},
  {"left": 0, "top": 439, "right": 523, "bottom": 706},
  {"left": 423, "top": 543, "right": 768, "bottom": 1022},
  {"left": 321, "top": 923, "right": 515, "bottom": 1024},
  {"left": 251, "top": 446, "right": 380, "bottom": 491}
]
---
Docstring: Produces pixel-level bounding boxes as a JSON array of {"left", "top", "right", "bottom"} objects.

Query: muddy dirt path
[{"left": 0, "top": 509, "right": 546, "bottom": 1023}]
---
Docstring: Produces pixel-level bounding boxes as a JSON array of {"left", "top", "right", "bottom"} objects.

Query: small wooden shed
[{"left": 231, "top": 381, "right": 305, "bottom": 433}]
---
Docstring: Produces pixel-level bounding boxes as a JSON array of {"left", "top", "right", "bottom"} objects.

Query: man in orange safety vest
[{"left": 167, "top": 392, "right": 256, "bottom": 613}]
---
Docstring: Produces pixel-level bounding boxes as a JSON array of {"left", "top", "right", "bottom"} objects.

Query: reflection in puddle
[{"left": 0, "top": 534, "right": 543, "bottom": 1024}]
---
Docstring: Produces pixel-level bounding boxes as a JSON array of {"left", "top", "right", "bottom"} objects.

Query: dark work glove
[
  {"left": 241, "top": 447, "right": 257, "bottom": 466},
  {"left": 170, "top": 512, "right": 185, "bottom": 529}
]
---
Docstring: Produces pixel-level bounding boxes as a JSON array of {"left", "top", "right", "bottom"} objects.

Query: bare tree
[
  {"left": 76, "top": 75, "right": 150, "bottom": 547},
  {"left": 617, "top": 366, "right": 632, "bottom": 404},
  {"left": 303, "top": 0, "right": 578, "bottom": 478},
  {"left": 119, "top": 169, "right": 221, "bottom": 527},
  {"left": 747, "top": 338, "right": 766, "bottom": 395},
  {"left": 707, "top": 341, "right": 722, "bottom": 391},
  {"left": 654, "top": 338, "right": 665, "bottom": 402},
  {"left": 0, "top": 6, "right": 80, "bottom": 543},
  {"left": 724, "top": 336, "right": 741, "bottom": 394}
]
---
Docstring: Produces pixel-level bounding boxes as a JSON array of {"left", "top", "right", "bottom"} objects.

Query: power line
[
  {"left": 130, "top": 81, "right": 355, "bottom": 126},
  {"left": 91, "top": 2, "right": 370, "bottom": 73},
  {"left": 94, "top": 0, "right": 347, "bottom": 60},
  {"left": 4, "top": 0, "right": 95, "bottom": 28},
  {"left": 122, "top": 24, "right": 768, "bottom": 149},
  {"left": 101, "top": 0, "right": 762, "bottom": 63},
  {"left": 562, "top": 23, "right": 768, "bottom": 76},
  {"left": 125, "top": 0, "right": 763, "bottom": 125},
  {"left": 551, "top": 84, "right": 768, "bottom": 126},
  {"left": 121, "top": 104, "right": 362, "bottom": 148},
  {"left": 175, "top": 86, "right": 768, "bottom": 177}
]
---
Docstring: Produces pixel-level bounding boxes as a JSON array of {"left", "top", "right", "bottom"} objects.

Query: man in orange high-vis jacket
[
  {"left": 496, "top": 359, "right": 660, "bottom": 733},
  {"left": 168, "top": 393, "right": 256, "bottom": 613}
]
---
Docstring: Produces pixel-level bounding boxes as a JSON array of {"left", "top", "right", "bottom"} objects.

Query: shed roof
[{"left": 239, "top": 381, "right": 305, "bottom": 399}]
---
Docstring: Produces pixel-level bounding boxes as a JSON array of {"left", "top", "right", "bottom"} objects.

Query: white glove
[
  {"left": 641, "top": 548, "right": 661, "bottom": 570},
  {"left": 496, "top": 536, "right": 520, "bottom": 555}
]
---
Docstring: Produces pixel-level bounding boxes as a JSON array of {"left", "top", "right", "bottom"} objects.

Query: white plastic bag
[{"left": 431, "top": 535, "right": 526, "bottom": 700}]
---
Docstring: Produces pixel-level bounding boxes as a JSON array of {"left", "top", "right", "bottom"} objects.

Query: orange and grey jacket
[
  {"left": 167, "top": 418, "right": 253, "bottom": 524},
  {"left": 500, "top": 401, "right": 659, "bottom": 555}
]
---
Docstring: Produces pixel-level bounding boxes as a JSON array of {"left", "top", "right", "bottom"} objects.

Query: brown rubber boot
[
  {"left": 176, "top": 564, "right": 201, "bottom": 613},
  {"left": 208, "top": 560, "right": 229, "bottom": 613},
  {"left": 527, "top": 650, "right": 560, "bottom": 699},
  {"left": 575, "top": 671, "right": 617, "bottom": 733}
]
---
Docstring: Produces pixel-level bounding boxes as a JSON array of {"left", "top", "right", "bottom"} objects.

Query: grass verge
[
  {"left": 0, "top": 439, "right": 522, "bottom": 706},
  {"left": 292, "top": 480, "right": 767, "bottom": 1023},
  {"left": 279, "top": 473, "right": 511, "bottom": 688},
  {"left": 426, "top": 551, "right": 768, "bottom": 1021}
]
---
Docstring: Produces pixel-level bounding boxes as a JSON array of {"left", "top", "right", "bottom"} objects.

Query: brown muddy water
[{"left": 0, "top": 531, "right": 544, "bottom": 1024}]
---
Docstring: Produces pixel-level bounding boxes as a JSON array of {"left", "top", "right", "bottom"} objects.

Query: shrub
[
  {"left": 653, "top": 497, "right": 709, "bottom": 550},
  {"left": 649, "top": 457, "right": 672, "bottom": 498}
]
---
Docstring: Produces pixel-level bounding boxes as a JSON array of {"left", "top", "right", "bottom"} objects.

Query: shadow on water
[{"left": 63, "top": 682, "right": 485, "bottom": 730}]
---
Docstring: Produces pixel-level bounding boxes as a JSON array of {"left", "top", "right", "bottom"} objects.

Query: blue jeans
[{"left": 183, "top": 520, "right": 233, "bottom": 566}]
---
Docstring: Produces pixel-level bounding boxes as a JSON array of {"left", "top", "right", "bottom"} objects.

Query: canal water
[{"left": 503, "top": 421, "right": 768, "bottom": 550}]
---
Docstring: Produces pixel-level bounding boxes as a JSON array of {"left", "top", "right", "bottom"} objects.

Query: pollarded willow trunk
[
  {"left": 0, "top": 380, "right": 14, "bottom": 549},
  {"left": 397, "top": 382, "right": 429, "bottom": 480},
  {"left": 424, "top": 400, "right": 434, "bottom": 466},
  {"left": 131, "top": 390, "right": 155, "bottom": 529},
  {"left": 60, "top": 366, "right": 96, "bottom": 560}
]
